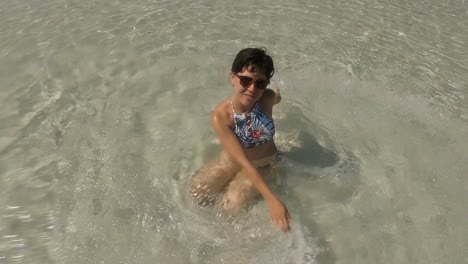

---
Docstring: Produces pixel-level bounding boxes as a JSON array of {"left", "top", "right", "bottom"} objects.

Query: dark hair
[{"left": 231, "top": 48, "right": 274, "bottom": 81}]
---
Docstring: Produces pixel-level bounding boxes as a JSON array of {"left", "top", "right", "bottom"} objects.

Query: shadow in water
[
  {"left": 286, "top": 130, "right": 338, "bottom": 168},
  {"left": 274, "top": 104, "right": 363, "bottom": 264}
]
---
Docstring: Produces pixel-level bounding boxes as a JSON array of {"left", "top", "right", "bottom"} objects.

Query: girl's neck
[{"left": 231, "top": 97, "right": 255, "bottom": 114}]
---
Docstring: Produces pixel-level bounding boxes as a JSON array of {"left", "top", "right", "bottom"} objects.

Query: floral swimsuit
[{"left": 231, "top": 99, "right": 275, "bottom": 148}]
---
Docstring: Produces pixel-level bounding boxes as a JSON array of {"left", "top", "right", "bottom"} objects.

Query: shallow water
[{"left": 0, "top": 0, "right": 467, "bottom": 263}]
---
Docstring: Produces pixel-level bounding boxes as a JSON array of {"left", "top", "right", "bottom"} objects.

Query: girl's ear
[{"left": 230, "top": 72, "right": 235, "bottom": 84}]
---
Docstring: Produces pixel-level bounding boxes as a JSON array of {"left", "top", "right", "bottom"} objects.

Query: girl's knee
[
  {"left": 190, "top": 159, "right": 240, "bottom": 207},
  {"left": 221, "top": 181, "right": 257, "bottom": 211},
  {"left": 221, "top": 192, "right": 256, "bottom": 212},
  {"left": 221, "top": 195, "right": 246, "bottom": 212}
]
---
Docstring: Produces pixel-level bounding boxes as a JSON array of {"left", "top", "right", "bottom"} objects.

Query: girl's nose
[{"left": 247, "top": 81, "right": 257, "bottom": 92}]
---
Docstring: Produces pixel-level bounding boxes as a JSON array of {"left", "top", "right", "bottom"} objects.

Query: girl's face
[{"left": 230, "top": 65, "right": 269, "bottom": 105}]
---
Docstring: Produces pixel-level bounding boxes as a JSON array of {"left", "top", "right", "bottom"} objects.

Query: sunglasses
[{"left": 235, "top": 74, "right": 269, "bottom": 90}]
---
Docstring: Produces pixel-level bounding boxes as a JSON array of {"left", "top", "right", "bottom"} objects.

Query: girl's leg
[
  {"left": 191, "top": 152, "right": 239, "bottom": 206},
  {"left": 221, "top": 165, "right": 275, "bottom": 212}
]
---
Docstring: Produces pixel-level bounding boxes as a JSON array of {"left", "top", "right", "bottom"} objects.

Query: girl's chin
[{"left": 242, "top": 95, "right": 256, "bottom": 103}]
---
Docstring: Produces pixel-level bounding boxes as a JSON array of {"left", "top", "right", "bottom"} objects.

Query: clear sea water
[{"left": 0, "top": 0, "right": 467, "bottom": 263}]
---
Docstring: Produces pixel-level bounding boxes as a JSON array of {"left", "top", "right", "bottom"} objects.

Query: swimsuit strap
[
  {"left": 229, "top": 98, "right": 236, "bottom": 113},
  {"left": 230, "top": 98, "right": 237, "bottom": 125}
]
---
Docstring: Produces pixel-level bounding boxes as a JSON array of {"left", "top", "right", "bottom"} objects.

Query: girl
[{"left": 191, "top": 48, "right": 291, "bottom": 232}]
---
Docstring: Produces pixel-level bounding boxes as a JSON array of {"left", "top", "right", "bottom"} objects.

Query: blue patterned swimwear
[{"left": 231, "top": 99, "right": 275, "bottom": 148}]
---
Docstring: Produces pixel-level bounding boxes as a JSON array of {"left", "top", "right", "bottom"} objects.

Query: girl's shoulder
[
  {"left": 211, "top": 99, "right": 235, "bottom": 127},
  {"left": 213, "top": 98, "right": 231, "bottom": 114}
]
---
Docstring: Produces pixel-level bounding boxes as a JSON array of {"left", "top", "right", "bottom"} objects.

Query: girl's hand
[
  {"left": 274, "top": 87, "right": 280, "bottom": 96},
  {"left": 273, "top": 88, "right": 282, "bottom": 105},
  {"left": 267, "top": 197, "right": 291, "bottom": 232}
]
